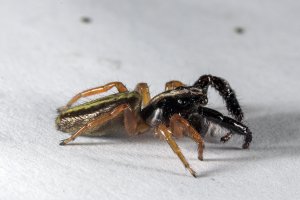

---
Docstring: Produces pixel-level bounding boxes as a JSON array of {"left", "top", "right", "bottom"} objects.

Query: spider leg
[
  {"left": 169, "top": 114, "right": 205, "bottom": 161},
  {"left": 165, "top": 80, "right": 185, "bottom": 91},
  {"left": 134, "top": 83, "right": 151, "bottom": 108},
  {"left": 58, "top": 82, "right": 128, "bottom": 113},
  {"left": 59, "top": 103, "right": 147, "bottom": 145},
  {"left": 155, "top": 124, "right": 197, "bottom": 177},
  {"left": 199, "top": 107, "right": 252, "bottom": 149},
  {"left": 193, "top": 75, "right": 244, "bottom": 122}
]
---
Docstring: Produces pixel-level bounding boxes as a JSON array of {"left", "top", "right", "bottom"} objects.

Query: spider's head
[
  {"left": 172, "top": 86, "right": 208, "bottom": 106},
  {"left": 142, "top": 86, "right": 208, "bottom": 125},
  {"left": 151, "top": 86, "right": 208, "bottom": 108}
]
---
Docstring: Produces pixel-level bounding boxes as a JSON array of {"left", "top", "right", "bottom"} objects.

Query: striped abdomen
[{"left": 56, "top": 91, "right": 141, "bottom": 136}]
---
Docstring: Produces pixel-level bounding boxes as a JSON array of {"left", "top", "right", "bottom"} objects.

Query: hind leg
[{"left": 58, "top": 82, "right": 128, "bottom": 113}]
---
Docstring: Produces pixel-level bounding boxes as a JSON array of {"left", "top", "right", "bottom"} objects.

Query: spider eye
[
  {"left": 201, "top": 97, "right": 208, "bottom": 104},
  {"left": 177, "top": 99, "right": 184, "bottom": 104}
]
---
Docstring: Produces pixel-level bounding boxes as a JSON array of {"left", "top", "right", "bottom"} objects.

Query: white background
[{"left": 0, "top": 0, "right": 299, "bottom": 199}]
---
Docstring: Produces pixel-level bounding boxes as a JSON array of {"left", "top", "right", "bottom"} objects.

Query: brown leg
[
  {"left": 58, "top": 82, "right": 128, "bottom": 112},
  {"left": 155, "top": 124, "right": 197, "bottom": 177},
  {"left": 123, "top": 106, "right": 150, "bottom": 135},
  {"left": 59, "top": 104, "right": 142, "bottom": 145},
  {"left": 169, "top": 114, "right": 205, "bottom": 161},
  {"left": 165, "top": 80, "right": 185, "bottom": 91},
  {"left": 134, "top": 83, "right": 151, "bottom": 108}
]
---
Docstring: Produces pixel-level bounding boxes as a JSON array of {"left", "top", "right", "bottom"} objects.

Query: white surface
[{"left": 0, "top": 0, "right": 300, "bottom": 199}]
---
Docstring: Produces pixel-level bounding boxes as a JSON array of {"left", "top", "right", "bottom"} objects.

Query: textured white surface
[{"left": 0, "top": 0, "right": 300, "bottom": 199}]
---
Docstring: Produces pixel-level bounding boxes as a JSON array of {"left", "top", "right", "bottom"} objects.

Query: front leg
[
  {"left": 169, "top": 114, "right": 205, "bottom": 161},
  {"left": 193, "top": 75, "right": 244, "bottom": 122},
  {"left": 199, "top": 107, "right": 252, "bottom": 149},
  {"left": 155, "top": 124, "right": 197, "bottom": 177}
]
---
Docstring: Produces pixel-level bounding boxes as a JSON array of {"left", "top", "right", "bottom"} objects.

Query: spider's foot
[
  {"left": 242, "top": 133, "right": 252, "bottom": 149},
  {"left": 59, "top": 140, "right": 67, "bottom": 145},
  {"left": 197, "top": 149, "right": 204, "bottom": 161},
  {"left": 242, "top": 142, "right": 250, "bottom": 149},
  {"left": 59, "top": 138, "right": 73, "bottom": 145},
  {"left": 187, "top": 167, "right": 197, "bottom": 178},
  {"left": 198, "top": 155, "right": 203, "bottom": 161},
  {"left": 220, "top": 132, "right": 233, "bottom": 143}
]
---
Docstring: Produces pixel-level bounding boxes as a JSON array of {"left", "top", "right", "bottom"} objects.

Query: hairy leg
[
  {"left": 169, "top": 114, "right": 205, "bottom": 160},
  {"left": 194, "top": 75, "right": 244, "bottom": 121},
  {"left": 58, "top": 82, "right": 128, "bottom": 112}
]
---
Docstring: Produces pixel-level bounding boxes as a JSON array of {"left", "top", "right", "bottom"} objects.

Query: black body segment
[
  {"left": 193, "top": 74, "right": 244, "bottom": 122},
  {"left": 141, "top": 86, "right": 207, "bottom": 125}
]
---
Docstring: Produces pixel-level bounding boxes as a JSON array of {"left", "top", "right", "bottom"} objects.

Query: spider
[{"left": 56, "top": 75, "right": 252, "bottom": 177}]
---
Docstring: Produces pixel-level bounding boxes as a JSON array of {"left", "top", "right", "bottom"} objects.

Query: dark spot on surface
[
  {"left": 81, "top": 16, "right": 92, "bottom": 24},
  {"left": 234, "top": 27, "right": 245, "bottom": 34}
]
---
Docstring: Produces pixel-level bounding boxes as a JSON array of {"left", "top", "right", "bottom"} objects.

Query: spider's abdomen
[{"left": 56, "top": 91, "right": 141, "bottom": 135}]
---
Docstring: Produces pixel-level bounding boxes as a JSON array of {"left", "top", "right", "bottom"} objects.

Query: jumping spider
[{"left": 56, "top": 75, "right": 252, "bottom": 177}]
